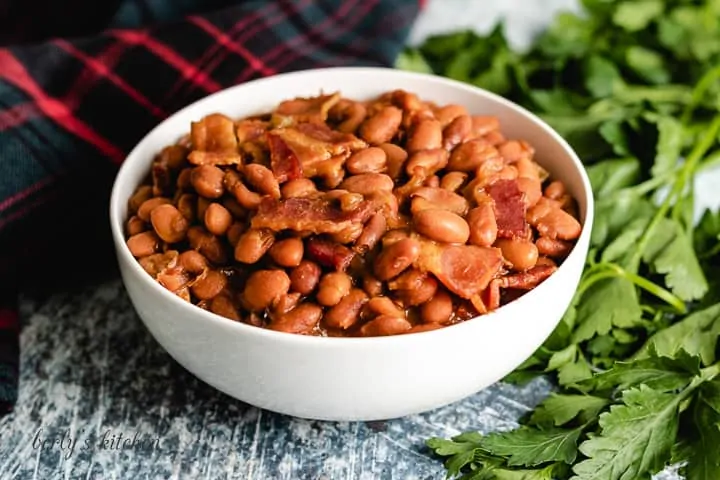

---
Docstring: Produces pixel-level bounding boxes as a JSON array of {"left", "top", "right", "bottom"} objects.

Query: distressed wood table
[{"left": 0, "top": 1, "right": 696, "bottom": 478}]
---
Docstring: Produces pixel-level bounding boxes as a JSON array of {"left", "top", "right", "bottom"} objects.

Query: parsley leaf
[
  {"left": 651, "top": 115, "right": 684, "bottom": 177},
  {"left": 612, "top": 0, "right": 664, "bottom": 32},
  {"left": 589, "top": 350, "right": 701, "bottom": 392},
  {"left": 530, "top": 394, "right": 609, "bottom": 427},
  {"left": 479, "top": 426, "right": 583, "bottom": 467},
  {"left": 683, "top": 397, "right": 720, "bottom": 480},
  {"left": 572, "top": 386, "right": 682, "bottom": 480},
  {"left": 572, "top": 278, "right": 643, "bottom": 342}
]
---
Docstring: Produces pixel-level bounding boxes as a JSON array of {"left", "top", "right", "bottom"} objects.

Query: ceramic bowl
[{"left": 109, "top": 67, "right": 593, "bottom": 421}]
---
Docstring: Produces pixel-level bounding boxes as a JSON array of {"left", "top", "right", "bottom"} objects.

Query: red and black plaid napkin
[{"left": 0, "top": 0, "right": 423, "bottom": 416}]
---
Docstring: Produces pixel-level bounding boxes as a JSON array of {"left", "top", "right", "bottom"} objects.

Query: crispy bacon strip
[
  {"left": 306, "top": 237, "right": 355, "bottom": 271},
  {"left": 497, "top": 265, "right": 557, "bottom": 290},
  {"left": 414, "top": 239, "right": 503, "bottom": 299},
  {"left": 267, "top": 133, "right": 303, "bottom": 182},
  {"left": 251, "top": 197, "right": 375, "bottom": 234},
  {"left": 485, "top": 179, "right": 528, "bottom": 239}
]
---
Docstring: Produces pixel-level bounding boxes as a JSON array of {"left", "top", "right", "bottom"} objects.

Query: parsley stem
[
  {"left": 627, "top": 114, "right": 720, "bottom": 273},
  {"left": 681, "top": 64, "right": 720, "bottom": 125},
  {"left": 624, "top": 173, "right": 673, "bottom": 197}
]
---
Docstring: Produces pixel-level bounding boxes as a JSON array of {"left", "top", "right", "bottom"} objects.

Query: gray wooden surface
[{"left": 0, "top": 0, "right": 698, "bottom": 478}]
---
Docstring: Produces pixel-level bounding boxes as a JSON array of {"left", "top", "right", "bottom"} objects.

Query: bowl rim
[{"left": 109, "top": 66, "right": 595, "bottom": 347}]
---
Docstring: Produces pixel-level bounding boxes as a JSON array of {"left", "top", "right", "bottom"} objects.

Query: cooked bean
[
  {"left": 178, "top": 250, "right": 207, "bottom": 274},
  {"left": 268, "top": 303, "right": 322, "bottom": 334},
  {"left": 515, "top": 157, "right": 540, "bottom": 180},
  {"left": 191, "top": 269, "right": 227, "bottom": 300},
  {"left": 187, "top": 226, "right": 228, "bottom": 264},
  {"left": 448, "top": 139, "right": 499, "bottom": 172},
  {"left": 528, "top": 203, "right": 582, "bottom": 240},
  {"left": 536, "top": 236, "right": 573, "bottom": 258},
  {"left": 406, "top": 323, "right": 443, "bottom": 334},
  {"left": 243, "top": 269, "right": 290, "bottom": 311},
  {"left": 379, "top": 143, "right": 408, "bottom": 180},
  {"left": 355, "top": 213, "right": 386, "bottom": 253},
  {"left": 272, "top": 292, "right": 302, "bottom": 316},
  {"left": 137, "top": 197, "right": 172, "bottom": 221},
  {"left": 234, "top": 228, "right": 275, "bottom": 264},
  {"left": 177, "top": 168, "right": 192, "bottom": 190},
  {"left": 290, "top": 260, "right": 321, "bottom": 295},
  {"left": 332, "top": 99, "right": 367, "bottom": 133},
  {"left": 499, "top": 140, "right": 534, "bottom": 163},
  {"left": 203, "top": 203, "right": 232, "bottom": 236},
  {"left": 226, "top": 222, "right": 246, "bottom": 246},
  {"left": 127, "top": 231, "right": 160, "bottom": 257},
  {"left": 544, "top": 180, "right": 566, "bottom": 199},
  {"left": 424, "top": 175, "right": 440, "bottom": 188},
  {"left": 381, "top": 229, "right": 411, "bottom": 247},
  {"left": 224, "top": 170, "right": 261, "bottom": 209},
  {"left": 269, "top": 237, "right": 304, "bottom": 267},
  {"left": 346, "top": 147, "right": 387, "bottom": 174},
  {"left": 331, "top": 223, "right": 364, "bottom": 244},
  {"left": 406, "top": 118, "right": 442, "bottom": 153},
  {"left": 324, "top": 288, "right": 368, "bottom": 329},
  {"left": 191, "top": 165, "right": 224, "bottom": 198},
  {"left": 360, "top": 315, "right": 412, "bottom": 337},
  {"left": 281, "top": 178, "right": 318, "bottom": 198},
  {"left": 413, "top": 209, "right": 469, "bottom": 244},
  {"left": 244, "top": 164, "right": 281, "bottom": 198},
  {"left": 497, "top": 165, "right": 519, "bottom": 181},
  {"left": 442, "top": 114, "right": 472, "bottom": 151},
  {"left": 340, "top": 173, "right": 393, "bottom": 196},
  {"left": 536, "top": 256, "right": 558, "bottom": 267},
  {"left": 316, "top": 272, "right": 353, "bottom": 307},
  {"left": 392, "top": 270, "right": 438, "bottom": 306},
  {"left": 126, "top": 216, "right": 146, "bottom": 236},
  {"left": 150, "top": 204, "right": 189, "bottom": 243},
  {"left": 365, "top": 296, "right": 404, "bottom": 318},
  {"left": 177, "top": 193, "right": 197, "bottom": 221},
  {"left": 157, "top": 266, "right": 190, "bottom": 292},
  {"left": 362, "top": 274, "right": 384, "bottom": 297},
  {"left": 405, "top": 148, "right": 448, "bottom": 177},
  {"left": 516, "top": 177, "right": 542, "bottom": 207},
  {"left": 210, "top": 295, "right": 241, "bottom": 321},
  {"left": 496, "top": 238, "right": 539, "bottom": 271},
  {"left": 440, "top": 171, "right": 468, "bottom": 192},
  {"left": 129, "top": 185, "right": 153, "bottom": 213},
  {"left": 359, "top": 106, "right": 402, "bottom": 144},
  {"left": 470, "top": 115, "right": 500, "bottom": 137},
  {"left": 435, "top": 104, "right": 468, "bottom": 127},
  {"left": 466, "top": 204, "right": 498, "bottom": 247},
  {"left": 410, "top": 187, "right": 468, "bottom": 216},
  {"left": 338, "top": 192, "right": 365, "bottom": 212},
  {"left": 420, "top": 289, "right": 453, "bottom": 324},
  {"left": 374, "top": 237, "right": 420, "bottom": 280},
  {"left": 196, "top": 197, "right": 211, "bottom": 224}
]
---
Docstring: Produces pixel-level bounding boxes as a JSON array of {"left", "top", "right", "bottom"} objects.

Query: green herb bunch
[{"left": 397, "top": 0, "right": 720, "bottom": 478}]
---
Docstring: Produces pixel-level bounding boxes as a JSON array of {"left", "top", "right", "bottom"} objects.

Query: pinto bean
[
  {"left": 127, "top": 231, "right": 160, "bottom": 257},
  {"left": 440, "top": 171, "right": 468, "bottom": 192},
  {"left": 137, "top": 197, "right": 172, "bottom": 222},
  {"left": 406, "top": 323, "right": 443, "bottom": 334},
  {"left": 177, "top": 168, "right": 192, "bottom": 190},
  {"left": 435, "top": 104, "right": 468, "bottom": 127},
  {"left": 528, "top": 203, "right": 582, "bottom": 240},
  {"left": 243, "top": 269, "right": 291, "bottom": 311},
  {"left": 365, "top": 296, "right": 405, "bottom": 318},
  {"left": 413, "top": 209, "right": 469, "bottom": 244},
  {"left": 268, "top": 303, "right": 322, "bottom": 334},
  {"left": 410, "top": 187, "right": 468, "bottom": 216},
  {"left": 226, "top": 222, "right": 246, "bottom": 246},
  {"left": 466, "top": 204, "right": 498, "bottom": 247},
  {"left": 234, "top": 228, "right": 275, "bottom": 264},
  {"left": 442, "top": 114, "right": 472, "bottom": 151},
  {"left": 332, "top": 99, "right": 367, "bottom": 133},
  {"left": 536, "top": 236, "right": 573, "bottom": 258},
  {"left": 210, "top": 295, "right": 241, "bottom": 321},
  {"left": 178, "top": 250, "right": 207, "bottom": 274},
  {"left": 177, "top": 193, "right": 197, "bottom": 221},
  {"left": 191, "top": 165, "right": 225, "bottom": 198},
  {"left": 405, "top": 148, "right": 448, "bottom": 177},
  {"left": 126, "top": 216, "right": 146, "bottom": 236},
  {"left": 379, "top": 143, "right": 408, "bottom": 180},
  {"left": 470, "top": 116, "right": 500, "bottom": 137},
  {"left": 281, "top": 178, "right": 318, "bottom": 199},
  {"left": 516, "top": 177, "right": 542, "bottom": 207},
  {"left": 340, "top": 173, "right": 393, "bottom": 195},
  {"left": 359, "top": 106, "right": 402, "bottom": 144},
  {"left": 515, "top": 157, "right": 540, "bottom": 180},
  {"left": 362, "top": 274, "right": 384, "bottom": 297},
  {"left": 197, "top": 197, "right": 211, "bottom": 222},
  {"left": 269, "top": 237, "right": 304, "bottom": 267},
  {"left": 448, "top": 139, "right": 500, "bottom": 172},
  {"left": 324, "top": 288, "right": 368, "bottom": 329},
  {"left": 346, "top": 147, "right": 387, "bottom": 174},
  {"left": 390, "top": 269, "right": 438, "bottom": 306},
  {"left": 191, "top": 269, "right": 227, "bottom": 300},
  {"left": 374, "top": 237, "right": 420, "bottom": 280},
  {"left": 420, "top": 289, "right": 453, "bottom": 324},
  {"left": 316, "top": 272, "right": 353, "bottom": 307},
  {"left": 204, "top": 203, "right": 232, "bottom": 236},
  {"left": 224, "top": 171, "right": 261, "bottom": 209},
  {"left": 243, "top": 164, "right": 281, "bottom": 199},
  {"left": 187, "top": 226, "right": 229, "bottom": 264},
  {"left": 355, "top": 213, "right": 387, "bottom": 253},
  {"left": 406, "top": 118, "right": 442, "bottom": 153},
  {"left": 544, "top": 180, "right": 566, "bottom": 200},
  {"left": 331, "top": 223, "right": 364, "bottom": 244},
  {"left": 360, "top": 315, "right": 412, "bottom": 337},
  {"left": 496, "top": 238, "right": 539, "bottom": 271},
  {"left": 499, "top": 140, "right": 534, "bottom": 163},
  {"left": 150, "top": 204, "right": 189, "bottom": 243},
  {"left": 129, "top": 185, "right": 153, "bottom": 213},
  {"left": 272, "top": 292, "right": 302, "bottom": 316},
  {"left": 290, "top": 260, "right": 322, "bottom": 295}
]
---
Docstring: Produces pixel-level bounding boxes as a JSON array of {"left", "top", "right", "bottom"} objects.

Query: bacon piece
[
  {"left": 188, "top": 150, "right": 243, "bottom": 166},
  {"left": 235, "top": 119, "right": 270, "bottom": 144},
  {"left": 272, "top": 93, "right": 341, "bottom": 125},
  {"left": 267, "top": 133, "right": 303, "bottom": 183},
  {"left": 251, "top": 197, "right": 375, "bottom": 234},
  {"left": 306, "top": 237, "right": 355, "bottom": 272},
  {"left": 191, "top": 113, "right": 238, "bottom": 151},
  {"left": 485, "top": 179, "right": 528, "bottom": 239},
  {"left": 414, "top": 239, "right": 503, "bottom": 299},
  {"left": 497, "top": 265, "right": 557, "bottom": 290}
]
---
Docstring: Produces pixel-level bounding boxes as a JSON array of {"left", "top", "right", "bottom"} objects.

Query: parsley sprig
[{"left": 397, "top": 0, "right": 720, "bottom": 478}]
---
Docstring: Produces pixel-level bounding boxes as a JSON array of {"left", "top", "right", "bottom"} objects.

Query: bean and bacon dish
[{"left": 125, "top": 90, "right": 582, "bottom": 337}]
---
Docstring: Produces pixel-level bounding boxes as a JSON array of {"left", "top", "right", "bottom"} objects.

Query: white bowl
[{"left": 109, "top": 67, "right": 594, "bottom": 421}]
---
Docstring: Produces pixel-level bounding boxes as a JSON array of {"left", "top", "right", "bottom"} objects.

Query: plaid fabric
[{"left": 0, "top": 0, "right": 422, "bottom": 416}]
